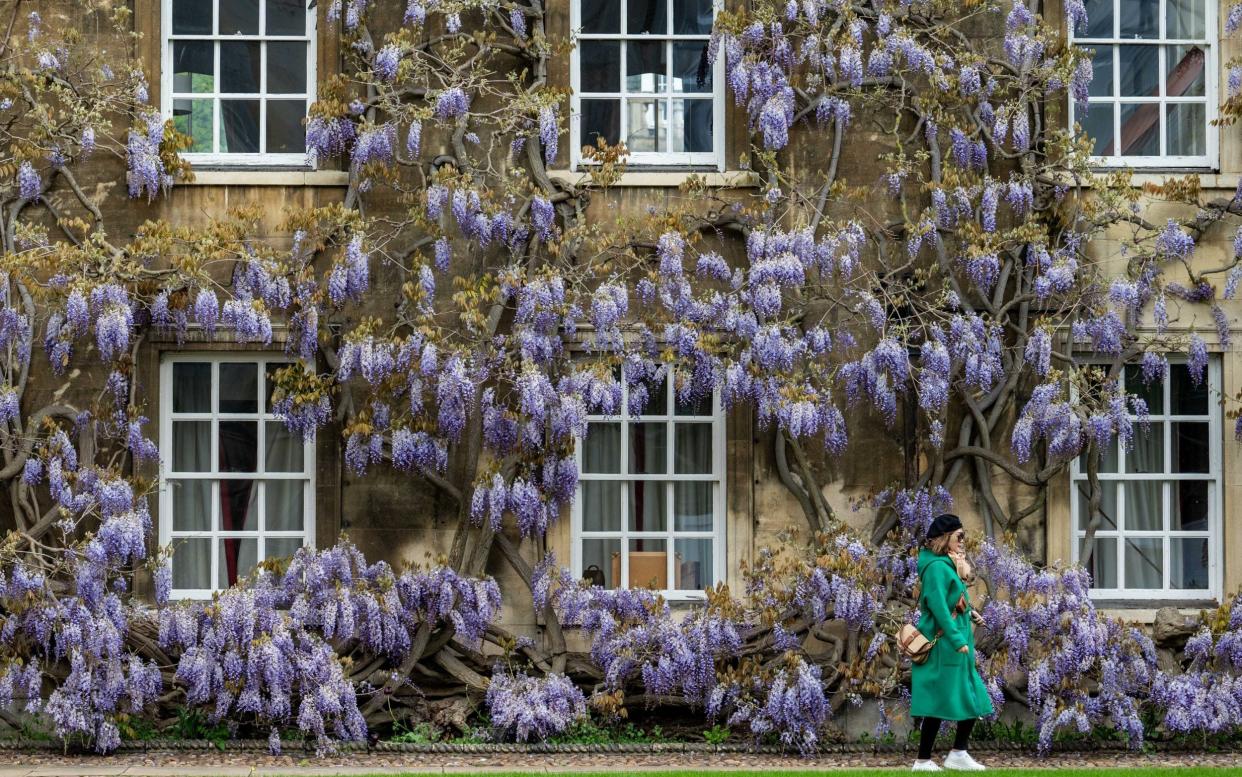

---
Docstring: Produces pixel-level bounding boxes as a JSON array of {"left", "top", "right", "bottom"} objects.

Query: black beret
[{"left": 926, "top": 513, "right": 964, "bottom": 540}]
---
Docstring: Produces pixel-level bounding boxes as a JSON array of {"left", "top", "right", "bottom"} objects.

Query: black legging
[{"left": 917, "top": 717, "right": 975, "bottom": 760}]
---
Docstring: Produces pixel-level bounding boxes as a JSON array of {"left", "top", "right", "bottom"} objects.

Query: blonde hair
[{"left": 927, "top": 533, "right": 953, "bottom": 556}]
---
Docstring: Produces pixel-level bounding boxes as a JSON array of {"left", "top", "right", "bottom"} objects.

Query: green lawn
[{"left": 326, "top": 771, "right": 1240, "bottom": 777}]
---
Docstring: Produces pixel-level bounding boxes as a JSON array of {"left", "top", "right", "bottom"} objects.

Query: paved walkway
[{"left": 0, "top": 750, "right": 1239, "bottom": 775}]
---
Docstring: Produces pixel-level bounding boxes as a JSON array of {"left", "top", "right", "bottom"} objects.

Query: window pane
[
  {"left": 266, "top": 537, "right": 304, "bottom": 561},
  {"left": 267, "top": 42, "right": 307, "bottom": 93},
  {"left": 1086, "top": 47, "right": 1113, "bottom": 98},
  {"left": 1077, "top": 481, "right": 1117, "bottom": 529},
  {"left": 1081, "top": 536, "right": 1118, "bottom": 588},
  {"left": 675, "top": 538, "right": 712, "bottom": 590},
  {"left": 173, "top": 362, "right": 211, "bottom": 412},
  {"left": 1083, "top": 0, "right": 1113, "bottom": 37},
  {"left": 266, "top": 0, "right": 307, "bottom": 35},
  {"left": 579, "top": 42, "right": 621, "bottom": 92},
  {"left": 172, "top": 421, "right": 211, "bottom": 472},
  {"left": 1167, "top": 45, "right": 1206, "bottom": 96},
  {"left": 1081, "top": 103, "right": 1114, "bottom": 155},
  {"left": 672, "top": 99, "right": 712, "bottom": 152},
  {"left": 626, "top": 43, "right": 667, "bottom": 92},
  {"left": 1118, "top": 45, "right": 1159, "bottom": 96},
  {"left": 220, "top": 0, "right": 260, "bottom": 35},
  {"left": 219, "top": 363, "right": 258, "bottom": 413},
  {"left": 219, "top": 537, "right": 258, "bottom": 586},
  {"left": 1167, "top": 103, "right": 1205, "bottom": 156},
  {"left": 673, "top": 0, "right": 714, "bottom": 33},
  {"left": 1119, "top": 103, "right": 1159, "bottom": 156},
  {"left": 1172, "top": 537, "right": 1209, "bottom": 590},
  {"left": 1125, "top": 423, "right": 1163, "bottom": 473},
  {"left": 1123, "top": 480, "right": 1162, "bottom": 531},
  {"left": 1120, "top": 0, "right": 1159, "bottom": 38},
  {"left": 172, "top": 538, "right": 211, "bottom": 590},
  {"left": 1171, "top": 363, "right": 1208, "bottom": 414},
  {"left": 636, "top": 375, "right": 668, "bottom": 415},
  {"left": 628, "top": 422, "right": 667, "bottom": 473},
  {"left": 1124, "top": 363, "right": 1163, "bottom": 412},
  {"left": 265, "top": 362, "right": 286, "bottom": 412},
  {"left": 170, "top": 479, "right": 212, "bottom": 531},
  {"left": 1124, "top": 537, "right": 1163, "bottom": 589},
  {"left": 583, "top": 423, "right": 621, "bottom": 473},
  {"left": 626, "top": 98, "right": 665, "bottom": 152},
  {"left": 173, "top": 42, "right": 214, "bottom": 94},
  {"left": 674, "top": 422, "right": 712, "bottom": 473},
  {"left": 265, "top": 421, "right": 304, "bottom": 471},
  {"left": 1078, "top": 436, "right": 1119, "bottom": 473},
  {"left": 628, "top": 480, "right": 667, "bottom": 530},
  {"left": 581, "top": 99, "right": 620, "bottom": 148},
  {"left": 582, "top": 538, "right": 620, "bottom": 588},
  {"left": 675, "top": 387, "right": 711, "bottom": 416},
  {"left": 173, "top": 100, "right": 213, "bottom": 153},
  {"left": 673, "top": 42, "right": 712, "bottom": 92},
  {"left": 219, "top": 421, "right": 258, "bottom": 472},
  {"left": 1167, "top": 0, "right": 1205, "bottom": 39},
  {"left": 220, "top": 42, "right": 262, "bottom": 93},
  {"left": 267, "top": 100, "right": 307, "bottom": 153},
  {"left": 627, "top": 538, "right": 667, "bottom": 588},
  {"left": 581, "top": 0, "right": 620, "bottom": 33},
  {"left": 218, "top": 479, "right": 258, "bottom": 530},
  {"left": 1173, "top": 421, "right": 1209, "bottom": 472},
  {"left": 220, "top": 100, "right": 261, "bottom": 152},
  {"left": 172, "top": 0, "right": 212, "bottom": 34},
  {"left": 1173, "top": 480, "right": 1209, "bottom": 530},
  {"left": 627, "top": 0, "right": 667, "bottom": 34},
  {"left": 266, "top": 479, "right": 304, "bottom": 530},
  {"left": 674, "top": 481, "right": 712, "bottom": 531},
  {"left": 582, "top": 480, "right": 622, "bottom": 531}
]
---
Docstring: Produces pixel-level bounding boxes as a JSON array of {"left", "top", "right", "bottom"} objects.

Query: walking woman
[{"left": 910, "top": 514, "right": 993, "bottom": 771}]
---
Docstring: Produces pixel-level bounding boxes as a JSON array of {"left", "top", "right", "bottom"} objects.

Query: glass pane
[
  {"left": 581, "top": 0, "right": 620, "bottom": 33},
  {"left": 672, "top": 99, "right": 713, "bottom": 153},
  {"left": 1120, "top": 103, "right": 1159, "bottom": 156},
  {"left": 267, "top": 100, "right": 307, "bottom": 154},
  {"left": 266, "top": 479, "right": 304, "bottom": 530},
  {"left": 265, "top": 421, "right": 304, "bottom": 472},
  {"left": 673, "top": 42, "right": 712, "bottom": 92},
  {"left": 220, "top": 100, "right": 261, "bottom": 152},
  {"left": 265, "top": 362, "right": 285, "bottom": 412},
  {"left": 626, "top": 98, "right": 665, "bottom": 152},
  {"left": 267, "top": 42, "right": 307, "bottom": 93},
  {"left": 629, "top": 422, "right": 667, "bottom": 473},
  {"left": 1078, "top": 436, "right": 1119, "bottom": 473},
  {"left": 1081, "top": 103, "right": 1114, "bottom": 155},
  {"left": 1123, "top": 480, "right": 1162, "bottom": 530},
  {"left": 219, "top": 421, "right": 258, "bottom": 472},
  {"left": 219, "top": 537, "right": 258, "bottom": 587},
  {"left": 1172, "top": 537, "right": 1209, "bottom": 590},
  {"left": 1125, "top": 363, "right": 1163, "bottom": 411},
  {"left": 172, "top": 362, "right": 211, "bottom": 412},
  {"left": 673, "top": 0, "right": 714, "bottom": 33},
  {"left": 628, "top": 480, "right": 667, "bottom": 530},
  {"left": 581, "top": 99, "right": 620, "bottom": 147},
  {"left": 1120, "top": 0, "right": 1159, "bottom": 37},
  {"left": 626, "top": 43, "right": 667, "bottom": 92},
  {"left": 637, "top": 375, "right": 667, "bottom": 415},
  {"left": 172, "top": 421, "right": 211, "bottom": 472},
  {"left": 1081, "top": 536, "right": 1117, "bottom": 588},
  {"left": 676, "top": 387, "right": 712, "bottom": 416},
  {"left": 1171, "top": 363, "right": 1208, "bottom": 414},
  {"left": 582, "top": 480, "right": 622, "bottom": 531},
  {"left": 674, "top": 481, "right": 713, "bottom": 531},
  {"left": 266, "top": 537, "right": 304, "bottom": 561},
  {"left": 674, "top": 423, "right": 712, "bottom": 474},
  {"left": 583, "top": 423, "right": 621, "bottom": 473},
  {"left": 580, "top": 42, "right": 620, "bottom": 92},
  {"left": 1173, "top": 480, "right": 1209, "bottom": 530},
  {"left": 582, "top": 538, "right": 620, "bottom": 588},
  {"left": 627, "top": 0, "right": 667, "bottom": 34},
  {"left": 1125, "top": 423, "right": 1163, "bottom": 473},
  {"left": 173, "top": 42, "right": 214, "bottom": 94},
  {"left": 219, "top": 363, "right": 258, "bottom": 413},
  {"left": 220, "top": 0, "right": 260, "bottom": 35},
  {"left": 1119, "top": 46, "right": 1159, "bottom": 96},
  {"left": 1083, "top": 0, "right": 1113, "bottom": 37},
  {"left": 221, "top": 42, "right": 261, "bottom": 93},
  {"left": 1077, "top": 481, "right": 1117, "bottom": 529},
  {"left": 218, "top": 479, "right": 258, "bottom": 530},
  {"left": 1167, "top": 103, "right": 1205, "bottom": 156},
  {"left": 1087, "top": 46, "right": 1113, "bottom": 98},
  {"left": 266, "top": 0, "right": 307, "bottom": 35},
  {"left": 1124, "top": 537, "right": 1163, "bottom": 589},
  {"left": 172, "top": 0, "right": 211, "bottom": 34},
  {"left": 675, "top": 538, "right": 712, "bottom": 591},
  {"left": 171, "top": 479, "right": 212, "bottom": 531},
  {"left": 1167, "top": 0, "right": 1205, "bottom": 38},
  {"left": 1167, "top": 45, "right": 1206, "bottom": 96},
  {"left": 627, "top": 538, "right": 667, "bottom": 588},
  {"left": 172, "top": 538, "right": 211, "bottom": 590},
  {"left": 173, "top": 99, "right": 213, "bottom": 153},
  {"left": 1173, "top": 421, "right": 1209, "bottom": 473}
]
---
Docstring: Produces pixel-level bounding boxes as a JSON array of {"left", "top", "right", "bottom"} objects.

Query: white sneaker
[
  {"left": 912, "top": 760, "right": 943, "bottom": 772},
  {"left": 943, "top": 750, "right": 986, "bottom": 771}
]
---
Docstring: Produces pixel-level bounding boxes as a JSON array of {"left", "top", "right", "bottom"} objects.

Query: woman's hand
[
  {"left": 970, "top": 610, "right": 985, "bottom": 626},
  {"left": 957, "top": 645, "right": 969, "bottom": 654}
]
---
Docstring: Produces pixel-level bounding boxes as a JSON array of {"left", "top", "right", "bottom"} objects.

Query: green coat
[{"left": 909, "top": 548, "right": 994, "bottom": 721}]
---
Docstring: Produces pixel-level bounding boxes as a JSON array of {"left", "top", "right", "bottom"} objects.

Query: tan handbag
[{"left": 897, "top": 623, "right": 939, "bottom": 664}]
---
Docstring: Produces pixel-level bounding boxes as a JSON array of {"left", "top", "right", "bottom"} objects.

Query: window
[
  {"left": 573, "top": 376, "right": 724, "bottom": 596},
  {"left": 1071, "top": 358, "right": 1220, "bottom": 598},
  {"left": 159, "top": 355, "right": 315, "bottom": 597},
  {"left": 162, "top": 0, "right": 316, "bottom": 165},
  {"left": 570, "top": 0, "right": 724, "bottom": 169},
  {"left": 1070, "top": 0, "right": 1215, "bottom": 167}
]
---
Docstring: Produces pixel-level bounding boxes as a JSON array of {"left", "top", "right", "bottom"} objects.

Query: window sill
[
  {"left": 182, "top": 169, "right": 350, "bottom": 187},
  {"left": 548, "top": 169, "right": 759, "bottom": 188},
  {"left": 1093, "top": 600, "right": 1217, "bottom": 623}
]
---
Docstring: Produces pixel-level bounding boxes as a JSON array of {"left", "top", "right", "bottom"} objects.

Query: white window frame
[
  {"left": 571, "top": 377, "right": 726, "bottom": 600},
  {"left": 569, "top": 0, "right": 726, "bottom": 171},
  {"left": 1069, "top": 0, "right": 1217, "bottom": 169},
  {"left": 1070, "top": 356, "right": 1221, "bottom": 600},
  {"left": 161, "top": 0, "right": 318, "bottom": 167},
  {"left": 159, "top": 353, "right": 316, "bottom": 599}
]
